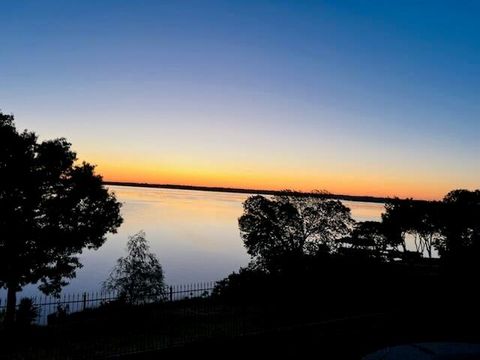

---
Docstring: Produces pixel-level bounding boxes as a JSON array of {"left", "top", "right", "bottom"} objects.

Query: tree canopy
[
  {"left": 0, "top": 112, "right": 123, "bottom": 323},
  {"left": 349, "top": 221, "right": 387, "bottom": 252},
  {"left": 376, "top": 191, "right": 480, "bottom": 262},
  {"left": 238, "top": 192, "right": 354, "bottom": 270},
  {"left": 103, "top": 231, "right": 166, "bottom": 303},
  {"left": 437, "top": 189, "right": 480, "bottom": 261}
]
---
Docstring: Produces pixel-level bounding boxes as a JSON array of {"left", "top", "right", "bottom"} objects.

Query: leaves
[
  {"left": 239, "top": 193, "right": 354, "bottom": 270},
  {"left": 103, "top": 231, "right": 166, "bottom": 303},
  {"left": 0, "top": 112, "right": 123, "bottom": 294}
]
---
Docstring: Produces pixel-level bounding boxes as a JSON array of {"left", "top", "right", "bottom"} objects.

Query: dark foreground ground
[
  {"left": 114, "top": 315, "right": 480, "bottom": 359},
  {"left": 111, "top": 309, "right": 480, "bottom": 360},
  {"left": 2, "top": 303, "right": 479, "bottom": 359},
  {"left": 2, "top": 262, "right": 479, "bottom": 359}
]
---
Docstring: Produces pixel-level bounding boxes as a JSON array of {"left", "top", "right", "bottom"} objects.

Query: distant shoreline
[{"left": 103, "top": 181, "right": 392, "bottom": 204}]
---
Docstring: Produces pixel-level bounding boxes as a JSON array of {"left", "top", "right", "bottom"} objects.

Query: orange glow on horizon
[{"left": 92, "top": 158, "right": 454, "bottom": 201}]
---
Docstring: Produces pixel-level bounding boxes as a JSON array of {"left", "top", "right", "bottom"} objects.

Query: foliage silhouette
[
  {"left": 339, "top": 221, "right": 388, "bottom": 259},
  {"left": 238, "top": 191, "right": 354, "bottom": 271},
  {"left": 16, "top": 298, "right": 39, "bottom": 327},
  {"left": 218, "top": 189, "right": 480, "bottom": 312},
  {"left": 0, "top": 112, "right": 123, "bottom": 325},
  {"left": 381, "top": 198, "right": 415, "bottom": 252},
  {"left": 437, "top": 190, "right": 480, "bottom": 270},
  {"left": 103, "top": 231, "right": 166, "bottom": 303},
  {"left": 381, "top": 192, "right": 480, "bottom": 262},
  {"left": 408, "top": 201, "right": 443, "bottom": 258}
]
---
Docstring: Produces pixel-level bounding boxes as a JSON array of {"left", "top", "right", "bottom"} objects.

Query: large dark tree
[
  {"left": 0, "top": 112, "right": 123, "bottom": 324},
  {"left": 382, "top": 198, "right": 445, "bottom": 259},
  {"left": 238, "top": 192, "right": 354, "bottom": 270},
  {"left": 411, "top": 201, "right": 443, "bottom": 258},
  {"left": 381, "top": 198, "right": 417, "bottom": 253},
  {"left": 437, "top": 189, "right": 480, "bottom": 261}
]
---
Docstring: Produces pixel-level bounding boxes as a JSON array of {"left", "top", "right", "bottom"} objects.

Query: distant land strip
[{"left": 103, "top": 181, "right": 395, "bottom": 204}]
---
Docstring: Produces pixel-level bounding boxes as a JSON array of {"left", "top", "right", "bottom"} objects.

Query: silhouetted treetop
[
  {"left": 0, "top": 112, "right": 123, "bottom": 324},
  {"left": 381, "top": 192, "right": 480, "bottom": 261},
  {"left": 103, "top": 231, "right": 166, "bottom": 303},
  {"left": 437, "top": 189, "right": 480, "bottom": 260},
  {"left": 349, "top": 221, "right": 387, "bottom": 251},
  {"left": 238, "top": 192, "right": 354, "bottom": 270}
]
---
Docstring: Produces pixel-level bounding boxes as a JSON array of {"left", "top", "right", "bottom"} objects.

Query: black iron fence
[
  {"left": 0, "top": 280, "right": 281, "bottom": 359},
  {"left": 0, "top": 282, "right": 216, "bottom": 326},
  {"left": 0, "top": 280, "right": 389, "bottom": 359}
]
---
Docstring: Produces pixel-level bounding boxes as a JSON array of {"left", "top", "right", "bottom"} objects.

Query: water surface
[{"left": 17, "top": 186, "right": 386, "bottom": 296}]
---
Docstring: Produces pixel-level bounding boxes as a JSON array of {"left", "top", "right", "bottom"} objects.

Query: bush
[{"left": 16, "top": 298, "right": 38, "bottom": 326}]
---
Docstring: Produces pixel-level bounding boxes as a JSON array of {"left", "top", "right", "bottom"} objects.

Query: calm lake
[{"left": 16, "top": 185, "right": 387, "bottom": 297}]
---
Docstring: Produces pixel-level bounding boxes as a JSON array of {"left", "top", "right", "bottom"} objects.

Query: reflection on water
[
  {"left": 343, "top": 200, "right": 384, "bottom": 222},
  {"left": 19, "top": 186, "right": 387, "bottom": 296}
]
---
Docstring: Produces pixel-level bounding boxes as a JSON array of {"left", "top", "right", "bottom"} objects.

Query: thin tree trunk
[
  {"left": 399, "top": 232, "right": 407, "bottom": 253},
  {"left": 427, "top": 236, "right": 432, "bottom": 258},
  {"left": 5, "top": 284, "right": 17, "bottom": 326}
]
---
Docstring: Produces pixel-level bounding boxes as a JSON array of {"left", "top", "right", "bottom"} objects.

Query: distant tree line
[
  {"left": 236, "top": 189, "right": 480, "bottom": 272},
  {"left": 214, "top": 189, "right": 480, "bottom": 308}
]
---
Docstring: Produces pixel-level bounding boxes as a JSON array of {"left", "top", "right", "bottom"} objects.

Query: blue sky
[{"left": 1, "top": 1, "right": 479, "bottom": 198}]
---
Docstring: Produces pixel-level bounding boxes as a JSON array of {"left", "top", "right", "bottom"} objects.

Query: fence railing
[
  {"left": 0, "top": 281, "right": 391, "bottom": 360},
  {"left": 0, "top": 282, "right": 216, "bottom": 326}
]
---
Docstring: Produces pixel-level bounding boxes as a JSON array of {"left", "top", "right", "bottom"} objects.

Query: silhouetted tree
[
  {"left": 238, "top": 192, "right": 354, "bottom": 271},
  {"left": 103, "top": 231, "right": 166, "bottom": 303},
  {"left": 381, "top": 198, "right": 447, "bottom": 260},
  {"left": 411, "top": 201, "right": 443, "bottom": 258},
  {"left": 0, "top": 112, "right": 123, "bottom": 325},
  {"left": 16, "top": 298, "right": 39, "bottom": 327},
  {"left": 437, "top": 190, "right": 480, "bottom": 262},
  {"left": 382, "top": 198, "right": 416, "bottom": 253},
  {"left": 351, "top": 221, "right": 388, "bottom": 253}
]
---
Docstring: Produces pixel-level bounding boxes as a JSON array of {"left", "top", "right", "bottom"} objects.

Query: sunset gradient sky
[{"left": 1, "top": 1, "right": 479, "bottom": 199}]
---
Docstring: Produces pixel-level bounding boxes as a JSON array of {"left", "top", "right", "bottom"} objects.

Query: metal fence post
[{"left": 82, "top": 292, "right": 87, "bottom": 311}]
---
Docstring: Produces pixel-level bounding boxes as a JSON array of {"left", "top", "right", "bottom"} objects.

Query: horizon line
[{"left": 102, "top": 180, "right": 429, "bottom": 203}]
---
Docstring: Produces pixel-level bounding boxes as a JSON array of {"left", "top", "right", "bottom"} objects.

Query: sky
[{"left": 1, "top": 1, "right": 479, "bottom": 200}]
